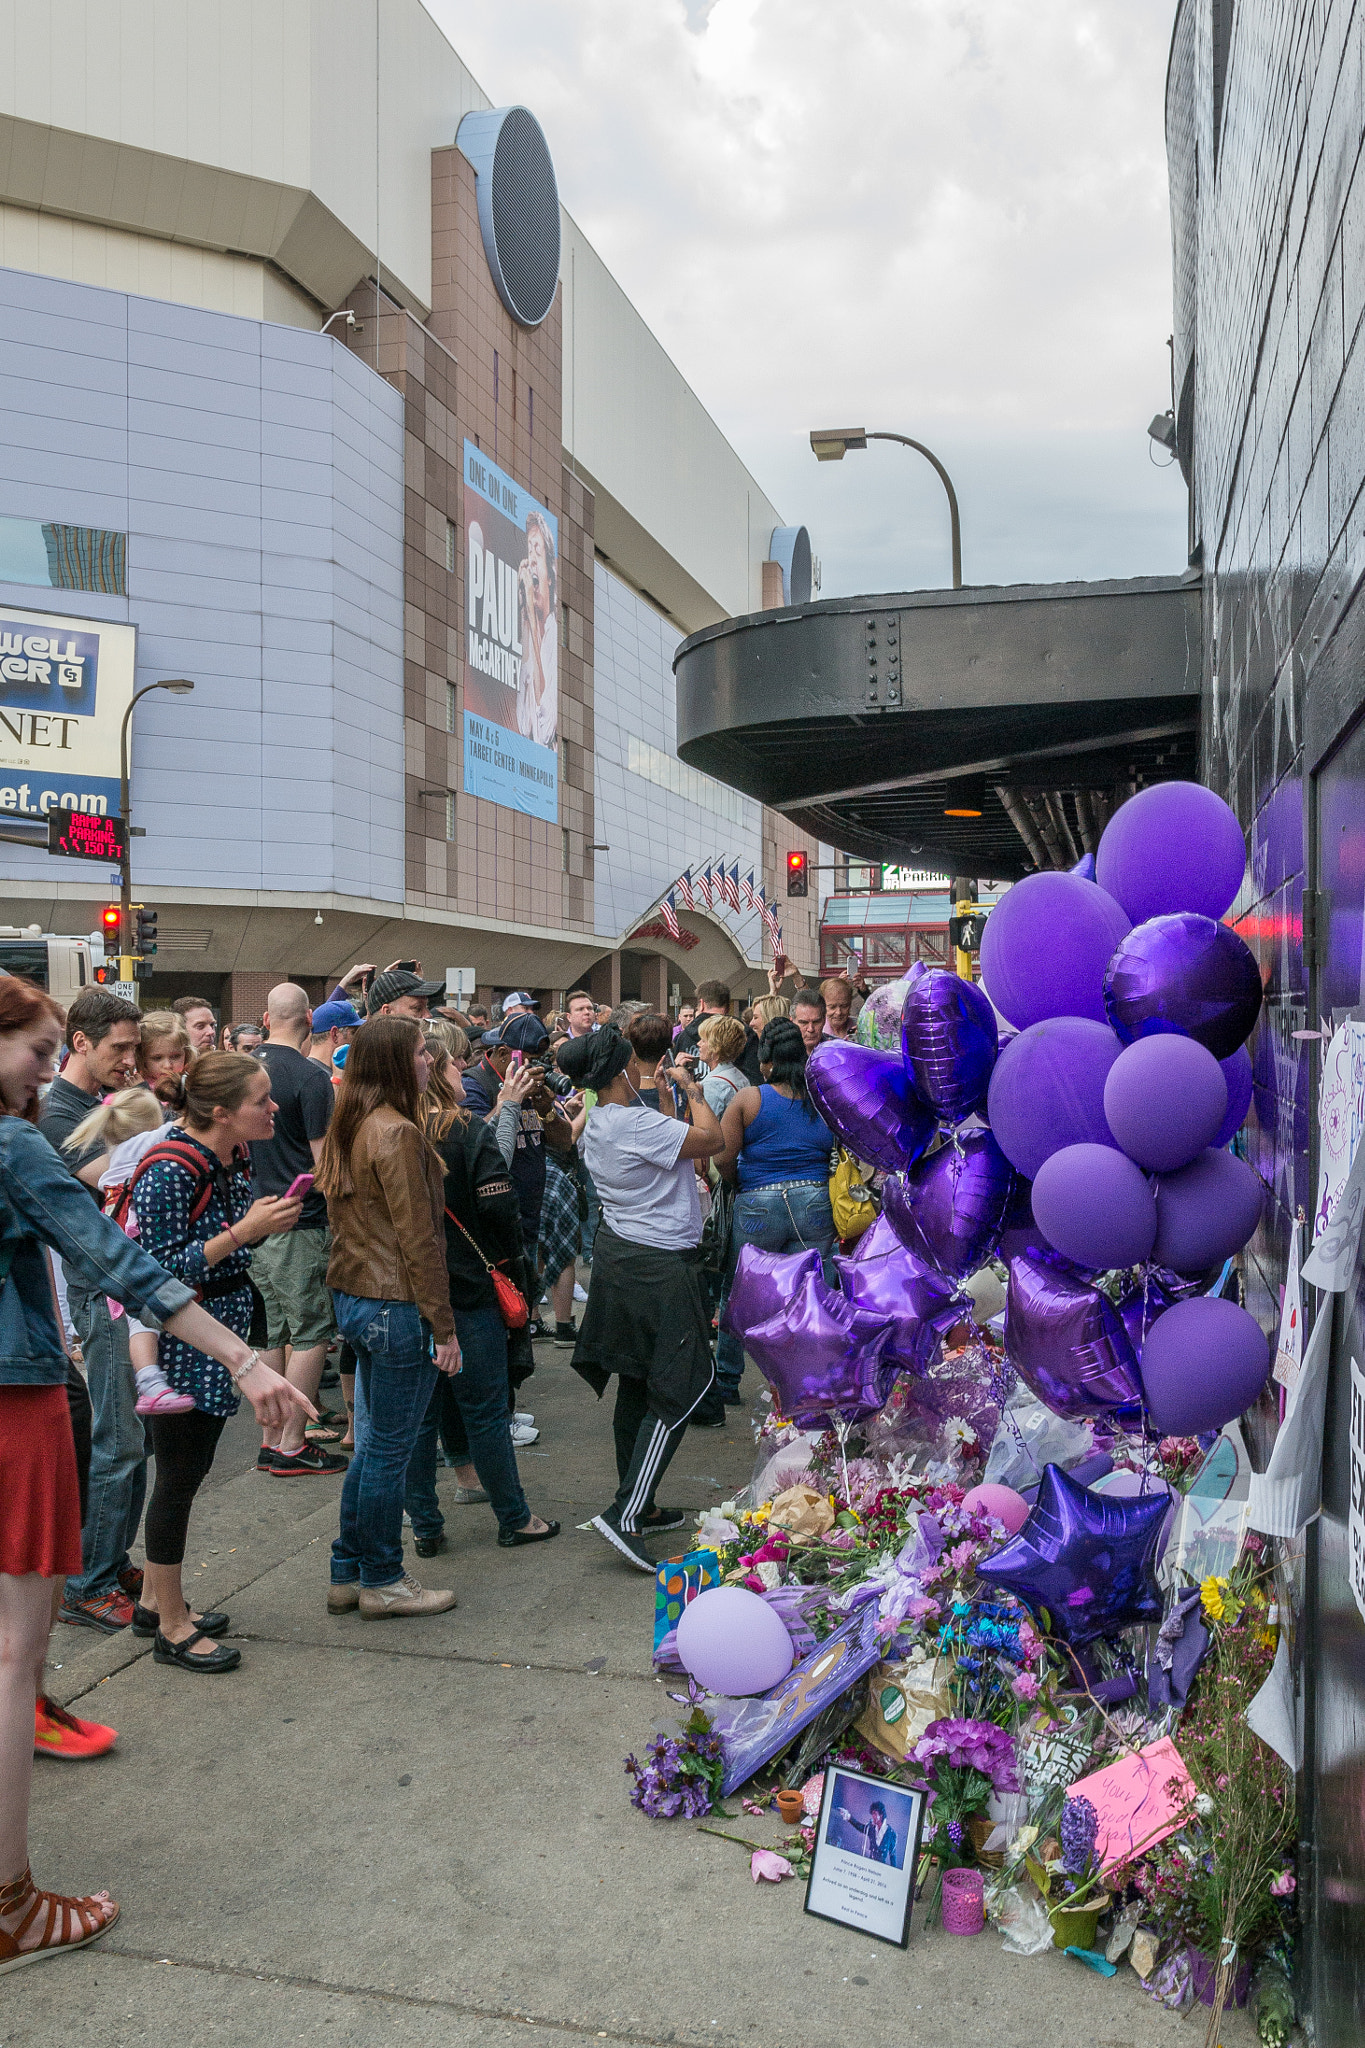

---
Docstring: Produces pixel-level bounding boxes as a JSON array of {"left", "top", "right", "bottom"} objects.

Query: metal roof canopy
[{"left": 673, "top": 574, "right": 1202, "bottom": 880}]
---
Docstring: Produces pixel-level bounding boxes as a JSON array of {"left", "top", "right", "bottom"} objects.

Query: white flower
[
  {"left": 942, "top": 1416, "right": 978, "bottom": 1447},
  {"left": 755, "top": 1559, "right": 782, "bottom": 1590},
  {"left": 697, "top": 1510, "right": 740, "bottom": 1548}
]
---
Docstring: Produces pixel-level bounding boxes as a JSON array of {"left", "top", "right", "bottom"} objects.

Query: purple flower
[{"left": 1060, "top": 1795, "right": 1098, "bottom": 1875}]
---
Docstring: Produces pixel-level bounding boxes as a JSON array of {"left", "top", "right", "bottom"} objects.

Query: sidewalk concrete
[{"left": 11, "top": 1346, "right": 1255, "bottom": 2048}]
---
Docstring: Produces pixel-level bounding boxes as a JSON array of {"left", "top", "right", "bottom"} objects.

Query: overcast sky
[{"left": 425, "top": 0, "right": 1187, "bottom": 601}]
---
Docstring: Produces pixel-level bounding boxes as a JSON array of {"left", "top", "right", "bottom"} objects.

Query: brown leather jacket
[{"left": 324, "top": 1106, "right": 455, "bottom": 1342}]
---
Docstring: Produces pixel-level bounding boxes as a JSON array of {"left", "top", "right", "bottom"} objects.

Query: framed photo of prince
[{"left": 804, "top": 1766, "right": 924, "bottom": 1947}]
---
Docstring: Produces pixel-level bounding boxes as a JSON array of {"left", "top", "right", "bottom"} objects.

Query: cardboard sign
[
  {"left": 1066, "top": 1738, "right": 1197, "bottom": 1874},
  {"left": 710, "top": 1600, "right": 885, "bottom": 1796}
]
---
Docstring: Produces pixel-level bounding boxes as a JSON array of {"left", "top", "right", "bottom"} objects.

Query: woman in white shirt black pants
[{"left": 555, "top": 1027, "right": 723, "bottom": 1571}]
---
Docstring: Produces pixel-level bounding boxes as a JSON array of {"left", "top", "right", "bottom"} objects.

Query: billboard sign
[
  {"left": 462, "top": 440, "right": 558, "bottom": 822},
  {"left": 0, "top": 605, "right": 134, "bottom": 821}
]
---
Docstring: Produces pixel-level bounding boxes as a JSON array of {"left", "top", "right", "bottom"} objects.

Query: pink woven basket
[{"left": 941, "top": 1866, "right": 985, "bottom": 1936}]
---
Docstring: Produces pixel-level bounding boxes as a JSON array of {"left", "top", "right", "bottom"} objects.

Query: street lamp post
[
  {"left": 809, "top": 428, "right": 963, "bottom": 589},
  {"left": 118, "top": 678, "right": 194, "bottom": 982}
]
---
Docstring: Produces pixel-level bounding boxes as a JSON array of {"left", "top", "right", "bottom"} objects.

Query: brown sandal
[{"left": 0, "top": 1865, "right": 119, "bottom": 1972}]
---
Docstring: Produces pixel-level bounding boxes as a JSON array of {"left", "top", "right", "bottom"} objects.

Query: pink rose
[
  {"left": 751, "top": 1849, "right": 793, "bottom": 1883},
  {"left": 1011, "top": 1672, "right": 1039, "bottom": 1701},
  {"left": 1271, "top": 1869, "right": 1296, "bottom": 1897}
]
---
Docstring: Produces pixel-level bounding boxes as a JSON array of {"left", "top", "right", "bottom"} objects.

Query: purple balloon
[
  {"left": 846, "top": 1208, "right": 906, "bottom": 1267},
  {"left": 1115, "top": 1266, "right": 1202, "bottom": 1359},
  {"left": 721, "top": 1245, "right": 822, "bottom": 1342},
  {"left": 1031, "top": 1142, "right": 1157, "bottom": 1270},
  {"left": 883, "top": 1130, "right": 1015, "bottom": 1281},
  {"left": 675, "top": 1586, "right": 796, "bottom": 1695},
  {"left": 854, "top": 965, "right": 927, "bottom": 1051},
  {"left": 986, "top": 1016, "right": 1123, "bottom": 1180},
  {"left": 1005, "top": 1252, "right": 1143, "bottom": 1421},
  {"left": 806, "top": 1040, "right": 936, "bottom": 1174},
  {"left": 1071, "top": 852, "right": 1096, "bottom": 881},
  {"left": 1138, "top": 1295, "right": 1271, "bottom": 1434},
  {"left": 743, "top": 1264, "right": 895, "bottom": 1424},
  {"left": 1152, "top": 1147, "right": 1264, "bottom": 1272},
  {"left": 980, "top": 871, "right": 1131, "bottom": 1029},
  {"left": 899, "top": 968, "right": 998, "bottom": 1122},
  {"left": 1104, "top": 913, "right": 1263, "bottom": 1060},
  {"left": 1102, "top": 1033, "right": 1229, "bottom": 1172},
  {"left": 1095, "top": 781, "right": 1246, "bottom": 925},
  {"left": 1214, "top": 1046, "right": 1254, "bottom": 1147},
  {"left": 996, "top": 1176, "right": 1054, "bottom": 1263},
  {"left": 836, "top": 1240, "right": 968, "bottom": 1375},
  {"left": 975, "top": 1461, "right": 1167, "bottom": 1647}
]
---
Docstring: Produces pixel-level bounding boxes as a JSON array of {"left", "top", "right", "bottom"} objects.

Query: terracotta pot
[
  {"left": 775, "top": 1790, "right": 805, "bottom": 1824},
  {"left": 1049, "top": 1894, "right": 1109, "bottom": 1952}
]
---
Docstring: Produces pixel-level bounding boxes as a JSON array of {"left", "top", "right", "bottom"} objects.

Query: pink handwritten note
[{"left": 1066, "top": 1738, "right": 1197, "bottom": 1873}]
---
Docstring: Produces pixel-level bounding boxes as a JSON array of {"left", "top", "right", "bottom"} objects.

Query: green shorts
[{"left": 250, "top": 1226, "right": 336, "bottom": 1350}]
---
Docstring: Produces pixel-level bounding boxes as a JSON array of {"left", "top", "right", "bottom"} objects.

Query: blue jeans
[
  {"left": 580, "top": 1160, "right": 600, "bottom": 1263},
  {"left": 404, "top": 1304, "right": 531, "bottom": 1539},
  {"left": 330, "top": 1294, "right": 438, "bottom": 1588},
  {"left": 715, "top": 1180, "right": 837, "bottom": 1393},
  {"left": 66, "top": 1285, "right": 148, "bottom": 1601}
]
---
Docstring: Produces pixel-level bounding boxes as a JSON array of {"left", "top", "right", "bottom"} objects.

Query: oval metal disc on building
[{"left": 457, "top": 105, "right": 561, "bottom": 328}]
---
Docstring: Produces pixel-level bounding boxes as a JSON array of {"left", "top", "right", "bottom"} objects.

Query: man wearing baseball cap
[
  {"left": 308, "top": 997, "right": 361, "bottom": 1088},
  {"left": 500, "top": 991, "right": 540, "bottom": 1019},
  {"left": 365, "top": 967, "right": 445, "bottom": 1019}
]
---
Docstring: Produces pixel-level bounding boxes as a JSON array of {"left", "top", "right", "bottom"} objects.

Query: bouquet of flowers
[
  {"left": 625, "top": 1708, "right": 726, "bottom": 1819},
  {"left": 911, "top": 1714, "right": 1019, "bottom": 1909}
]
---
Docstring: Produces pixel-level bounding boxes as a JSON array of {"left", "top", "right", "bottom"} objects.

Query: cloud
[{"left": 424, "top": 0, "right": 1186, "bottom": 598}]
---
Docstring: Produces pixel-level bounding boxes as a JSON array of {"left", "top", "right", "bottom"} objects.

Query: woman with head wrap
[{"left": 555, "top": 1026, "right": 724, "bottom": 1571}]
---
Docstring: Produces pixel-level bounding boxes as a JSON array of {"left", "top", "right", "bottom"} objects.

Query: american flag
[
  {"left": 696, "top": 864, "right": 714, "bottom": 909},
  {"left": 660, "top": 891, "right": 681, "bottom": 940},
  {"left": 676, "top": 868, "right": 695, "bottom": 911},
  {"left": 741, "top": 869, "right": 758, "bottom": 911},
  {"left": 722, "top": 863, "right": 742, "bottom": 912},
  {"left": 761, "top": 889, "right": 782, "bottom": 947}
]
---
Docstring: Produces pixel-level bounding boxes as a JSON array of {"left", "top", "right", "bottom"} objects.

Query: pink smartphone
[
  {"left": 283, "top": 1172, "right": 314, "bottom": 1201},
  {"left": 508, "top": 1051, "right": 525, "bottom": 1069}
]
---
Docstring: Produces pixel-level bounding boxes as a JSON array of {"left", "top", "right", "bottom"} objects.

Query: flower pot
[
  {"left": 1185, "top": 1944, "right": 1252, "bottom": 2008},
  {"left": 1049, "top": 1895, "right": 1109, "bottom": 1951},
  {"left": 775, "top": 1790, "right": 805, "bottom": 1825}
]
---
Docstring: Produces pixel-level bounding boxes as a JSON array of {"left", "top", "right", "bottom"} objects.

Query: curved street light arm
[{"left": 865, "top": 432, "right": 962, "bottom": 589}]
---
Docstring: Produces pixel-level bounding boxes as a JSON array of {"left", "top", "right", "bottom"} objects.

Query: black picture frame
[{"left": 803, "top": 1764, "right": 925, "bottom": 1948}]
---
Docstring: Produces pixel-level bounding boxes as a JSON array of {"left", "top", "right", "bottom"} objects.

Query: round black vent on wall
[{"left": 456, "top": 106, "right": 561, "bottom": 330}]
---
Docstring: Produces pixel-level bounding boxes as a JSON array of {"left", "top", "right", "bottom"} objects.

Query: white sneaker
[
  {"left": 513, "top": 1410, "right": 534, "bottom": 1426},
  {"left": 573, "top": 1282, "right": 588, "bottom": 1302},
  {"left": 510, "top": 1420, "right": 540, "bottom": 1446}
]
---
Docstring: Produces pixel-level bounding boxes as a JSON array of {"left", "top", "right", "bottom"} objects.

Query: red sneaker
[
  {"left": 116, "top": 1562, "right": 144, "bottom": 1600},
  {"left": 34, "top": 1696, "right": 118, "bottom": 1759},
  {"left": 58, "top": 1589, "right": 134, "bottom": 1634}
]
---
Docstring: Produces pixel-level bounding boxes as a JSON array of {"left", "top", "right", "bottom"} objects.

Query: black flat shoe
[
  {"left": 414, "top": 1533, "right": 447, "bottom": 1558},
  {"left": 132, "top": 1603, "right": 229, "bottom": 1639},
  {"left": 497, "top": 1518, "right": 562, "bottom": 1548},
  {"left": 152, "top": 1627, "right": 241, "bottom": 1673}
]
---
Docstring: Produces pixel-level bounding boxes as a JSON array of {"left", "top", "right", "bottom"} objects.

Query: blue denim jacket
[{"left": 0, "top": 1114, "right": 196, "bottom": 1387}]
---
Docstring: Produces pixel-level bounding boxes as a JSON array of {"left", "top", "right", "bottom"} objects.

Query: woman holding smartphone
[{"left": 319, "top": 1018, "right": 462, "bottom": 1618}]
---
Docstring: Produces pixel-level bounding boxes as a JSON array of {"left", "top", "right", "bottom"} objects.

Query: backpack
[{"left": 108, "top": 1139, "right": 226, "bottom": 1234}]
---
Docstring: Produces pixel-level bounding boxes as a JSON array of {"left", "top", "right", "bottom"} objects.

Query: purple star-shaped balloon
[
  {"left": 835, "top": 1238, "right": 968, "bottom": 1376},
  {"left": 975, "top": 1461, "right": 1167, "bottom": 1648},
  {"left": 742, "top": 1264, "right": 895, "bottom": 1425},
  {"left": 720, "top": 1245, "right": 823, "bottom": 1342}
]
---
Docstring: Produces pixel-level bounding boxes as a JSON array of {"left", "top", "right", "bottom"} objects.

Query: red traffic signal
[
  {"left": 101, "top": 904, "right": 121, "bottom": 943},
  {"left": 786, "top": 849, "right": 809, "bottom": 897}
]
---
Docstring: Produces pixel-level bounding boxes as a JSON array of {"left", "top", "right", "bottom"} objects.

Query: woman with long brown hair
[
  {"left": 319, "top": 1018, "right": 461, "bottom": 1618},
  {"left": 0, "top": 980, "right": 308, "bottom": 1969}
]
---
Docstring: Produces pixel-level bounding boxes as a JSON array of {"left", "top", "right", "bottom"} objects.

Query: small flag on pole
[
  {"left": 676, "top": 869, "right": 695, "bottom": 912},
  {"left": 660, "top": 892, "right": 681, "bottom": 940},
  {"left": 696, "top": 864, "right": 713, "bottom": 909},
  {"left": 723, "top": 863, "right": 742, "bottom": 912},
  {"left": 741, "top": 869, "right": 758, "bottom": 911}
]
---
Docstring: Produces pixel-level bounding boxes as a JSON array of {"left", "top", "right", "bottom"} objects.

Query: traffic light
[
  {"left": 135, "top": 907, "right": 157, "bottom": 957},
  {"left": 101, "top": 904, "right": 121, "bottom": 950},
  {"left": 786, "top": 849, "right": 809, "bottom": 897}
]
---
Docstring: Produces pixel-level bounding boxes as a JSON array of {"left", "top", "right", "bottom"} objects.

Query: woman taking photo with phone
[
  {"left": 319, "top": 1018, "right": 462, "bottom": 1618},
  {"left": 0, "top": 980, "right": 307, "bottom": 1968}
]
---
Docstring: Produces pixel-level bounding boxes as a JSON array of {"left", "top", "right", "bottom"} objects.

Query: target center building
[{"left": 0, "top": 0, "right": 823, "bottom": 1016}]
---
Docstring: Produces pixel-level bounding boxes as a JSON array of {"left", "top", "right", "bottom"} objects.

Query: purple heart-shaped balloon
[
  {"left": 806, "top": 1040, "right": 936, "bottom": 1173},
  {"left": 900, "top": 968, "right": 999, "bottom": 1123},
  {"left": 720, "top": 1245, "right": 823, "bottom": 1343},
  {"left": 883, "top": 1130, "right": 1015, "bottom": 1281},
  {"left": 1005, "top": 1252, "right": 1143, "bottom": 1422},
  {"left": 743, "top": 1264, "right": 895, "bottom": 1425},
  {"left": 836, "top": 1240, "right": 968, "bottom": 1376}
]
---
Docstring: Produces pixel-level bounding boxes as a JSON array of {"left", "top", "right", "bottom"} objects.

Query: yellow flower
[{"left": 1200, "top": 1575, "right": 1227, "bottom": 1621}]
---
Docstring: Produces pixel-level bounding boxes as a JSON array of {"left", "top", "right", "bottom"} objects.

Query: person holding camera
[{"left": 459, "top": 1015, "right": 574, "bottom": 1299}]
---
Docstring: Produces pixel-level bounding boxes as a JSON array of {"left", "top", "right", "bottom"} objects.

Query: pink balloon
[
  {"left": 962, "top": 1483, "right": 1030, "bottom": 1535},
  {"left": 675, "top": 1586, "right": 795, "bottom": 1696}
]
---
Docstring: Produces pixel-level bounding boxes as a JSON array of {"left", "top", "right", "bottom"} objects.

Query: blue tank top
[{"left": 737, "top": 1086, "right": 832, "bottom": 1191}]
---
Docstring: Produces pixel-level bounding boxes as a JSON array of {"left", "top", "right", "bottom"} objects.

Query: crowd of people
[{"left": 0, "top": 950, "right": 866, "bottom": 1970}]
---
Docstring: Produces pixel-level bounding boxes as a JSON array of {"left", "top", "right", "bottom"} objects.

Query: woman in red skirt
[{"left": 0, "top": 977, "right": 311, "bottom": 1974}]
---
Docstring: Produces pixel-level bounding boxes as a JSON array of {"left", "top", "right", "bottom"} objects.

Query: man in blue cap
[{"left": 308, "top": 995, "right": 361, "bottom": 1090}]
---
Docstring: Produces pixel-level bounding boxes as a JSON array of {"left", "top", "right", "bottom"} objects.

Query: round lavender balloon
[
  {"left": 883, "top": 1130, "right": 1015, "bottom": 1282},
  {"left": 899, "top": 968, "right": 999, "bottom": 1122},
  {"left": 980, "top": 870, "right": 1131, "bottom": 1029},
  {"left": 806, "top": 1040, "right": 936, "bottom": 1174},
  {"left": 743, "top": 1265, "right": 896, "bottom": 1425},
  {"left": 1103, "top": 913, "right": 1263, "bottom": 1060},
  {"left": 1031, "top": 1142, "right": 1157, "bottom": 1271},
  {"left": 1102, "top": 1032, "right": 1229, "bottom": 1172},
  {"left": 855, "top": 966, "right": 926, "bottom": 1050},
  {"left": 986, "top": 1016, "right": 1124, "bottom": 1180},
  {"left": 1095, "top": 781, "right": 1246, "bottom": 925},
  {"left": 835, "top": 1240, "right": 968, "bottom": 1376},
  {"left": 1138, "top": 1295, "right": 1271, "bottom": 1434},
  {"left": 1005, "top": 1252, "right": 1143, "bottom": 1422},
  {"left": 720, "top": 1244, "right": 823, "bottom": 1342},
  {"left": 1151, "top": 1147, "right": 1264, "bottom": 1272}
]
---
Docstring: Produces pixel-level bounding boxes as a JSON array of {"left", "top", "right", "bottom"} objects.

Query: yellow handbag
[{"left": 829, "top": 1147, "right": 877, "bottom": 1242}]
